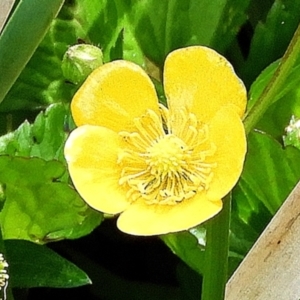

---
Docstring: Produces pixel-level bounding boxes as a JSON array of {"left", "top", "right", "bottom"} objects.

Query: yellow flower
[{"left": 64, "top": 46, "right": 247, "bottom": 236}]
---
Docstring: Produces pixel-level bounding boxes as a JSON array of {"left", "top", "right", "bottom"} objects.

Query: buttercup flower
[{"left": 64, "top": 46, "right": 247, "bottom": 235}]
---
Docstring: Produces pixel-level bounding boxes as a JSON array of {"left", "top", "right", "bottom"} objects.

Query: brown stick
[
  {"left": 225, "top": 181, "right": 300, "bottom": 300},
  {"left": 0, "top": 0, "right": 15, "bottom": 34}
]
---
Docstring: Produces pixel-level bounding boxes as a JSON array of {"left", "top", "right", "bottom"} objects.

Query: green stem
[
  {"left": 201, "top": 194, "right": 231, "bottom": 300},
  {"left": 201, "top": 18, "right": 300, "bottom": 300},
  {"left": 243, "top": 22, "right": 300, "bottom": 134}
]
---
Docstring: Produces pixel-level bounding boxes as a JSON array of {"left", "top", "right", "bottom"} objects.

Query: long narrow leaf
[{"left": 0, "top": 0, "right": 64, "bottom": 103}]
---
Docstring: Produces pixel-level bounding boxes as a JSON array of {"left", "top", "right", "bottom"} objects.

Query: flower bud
[{"left": 61, "top": 44, "right": 103, "bottom": 85}]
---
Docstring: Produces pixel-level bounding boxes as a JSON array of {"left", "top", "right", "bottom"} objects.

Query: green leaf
[
  {"left": 0, "top": 9, "right": 76, "bottom": 111},
  {"left": 6, "top": 239, "right": 91, "bottom": 288},
  {"left": 122, "top": 16, "right": 145, "bottom": 67},
  {"left": 241, "top": 0, "right": 300, "bottom": 85},
  {"left": 127, "top": 0, "right": 250, "bottom": 66},
  {"left": 230, "top": 131, "right": 300, "bottom": 266},
  {"left": 228, "top": 213, "right": 260, "bottom": 276},
  {"left": 161, "top": 228, "right": 205, "bottom": 275},
  {"left": 209, "top": 0, "right": 250, "bottom": 52},
  {"left": 240, "top": 131, "right": 300, "bottom": 215},
  {"left": 0, "top": 0, "right": 65, "bottom": 104},
  {"left": 247, "top": 57, "right": 300, "bottom": 138},
  {"left": 247, "top": 60, "right": 280, "bottom": 111},
  {"left": 0, "top": 104, "right": 70, "bottom": 162},
  {"left": 75, "top": 0, "right": 129, "bottom": 61},
  {"left": 0, "top": 0, "right": 250, "bottom": 111},
  {"left": 0, "top": 156, "right": 102, "bottom": 243},
  {"left": 161, "top": 129, "right": 300, "bottom": 279},
  {"left": 0, "top": 0, "right": 135, "bottom": 112}
]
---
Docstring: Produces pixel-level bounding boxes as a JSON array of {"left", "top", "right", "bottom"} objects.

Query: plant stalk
[
  {"left": 201, "top": 194, "right": 231, "bottom": 300},
  {"left": 243, "top": 22, "right": 300, "bottom": 134}
]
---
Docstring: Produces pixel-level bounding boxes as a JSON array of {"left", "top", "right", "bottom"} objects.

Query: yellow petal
[
  {"left": 71, "top": 60, "right": 160, "bottom": 132},
  {"left": 64, "top": 125, "right": 129, "bottom": 214},
  {"left": 117, "top": 196, "right": 222, "bottom": 236},
  {"left": 164, "top": 46, "right": 247, "bottom": 122},
  {"left": 205, "top": 106, "right": 246, "bottom": 200}
]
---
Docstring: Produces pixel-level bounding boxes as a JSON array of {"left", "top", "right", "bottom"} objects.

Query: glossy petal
[
  {"left": 117, "top": 195, "right": 222, "bottom": 235},
  {"left": 64, "top": 125, "right": 129, "bottom": 214},
  {"left": 71, "top": 60, "right": 160, "bottom": 132},
  {"left": 65, "top": 46, "right": 247, "bottom": 236},
  {"left": 164, "top": 46, "right": 247, "bottom": 122},
  {"left": 205, "top": 106, "right": 246, "bottom": 200}
]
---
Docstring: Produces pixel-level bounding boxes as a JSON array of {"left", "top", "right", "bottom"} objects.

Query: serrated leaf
[
  {"left": 0, "top": 156, "right": 102, "bottom": 243},
  {"left": 6, "top": 239, "right": 91, "bottom": 288},
  {"left": 0, "top": 103, "right": 72, "bottom": 163},
  {"left": 241, "top": 0, "right": 300, "bottom": 85}
]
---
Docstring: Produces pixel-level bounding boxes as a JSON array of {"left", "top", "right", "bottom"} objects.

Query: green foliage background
[{"left": 1, "top": 0, "right": 300, "bottom": 299}]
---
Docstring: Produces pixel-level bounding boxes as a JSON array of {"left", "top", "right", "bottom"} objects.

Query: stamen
[
  {"left": 118, "top": 106, "right": 216, "bottom": 205},
  {"left": 133, "top": 109, "right": 165, "bottom": 143},
  {"left": 159, "top": 104, "right": 171, "bottom": 133}
]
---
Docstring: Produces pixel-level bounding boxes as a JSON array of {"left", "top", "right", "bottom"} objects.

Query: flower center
[
  {"left": 118, "top": 104, "right": 216, "bottom": 205},
  {"left": 147, "top": 134, "right": 186, "bottom": 175}
]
